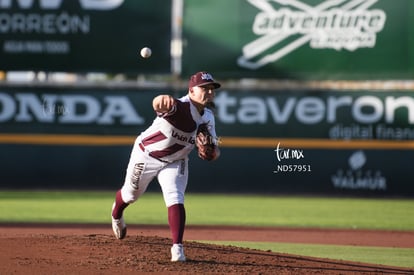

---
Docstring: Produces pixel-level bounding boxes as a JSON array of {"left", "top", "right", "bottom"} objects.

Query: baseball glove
[{"left": 196, "top": 123, "right": 216, "bottom": 161}]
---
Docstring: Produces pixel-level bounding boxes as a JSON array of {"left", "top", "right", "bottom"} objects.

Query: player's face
[{"left": 190, "top": 84, "right": 216, "bottom": 108}]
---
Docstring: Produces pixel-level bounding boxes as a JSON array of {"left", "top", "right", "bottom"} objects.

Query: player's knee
[
  {"left": 164, "top": 192, "right": 185, "bottom": 207},
  {"left": 121, "top": 185, "right": 141, "bottom": 204}
]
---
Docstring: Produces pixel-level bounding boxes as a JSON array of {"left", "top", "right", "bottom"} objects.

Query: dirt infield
[{"left": 1, "top": 224, "right": 413, "bottom": 274}]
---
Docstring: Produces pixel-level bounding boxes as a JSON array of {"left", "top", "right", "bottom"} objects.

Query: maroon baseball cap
[{"left": 188, "top": 71, "right": 221, "bottom": 89}]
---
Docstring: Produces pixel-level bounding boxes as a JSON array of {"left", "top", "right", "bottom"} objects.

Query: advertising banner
[
  {"left": 182, "top": 0, "right": 414, "bottom": 79},
  {"left": 0, "top": 85, "right": 159, "bottom": 135},
  {"left": 198, "top": 147, "right": 413, "bottom": 197},
  {"left": 0, "top": 85, "right": 413, "bottom": 196},
  {"left": 0, "top": 0, "right": 171, "bottom": 73},
  {"left": 213, "top": 90, "right": 414, "bottom": 140},
  {"left": 210, "top": 89, "right": 414, "bottom": 196},
  {"left": 1, "top": 87, "right": 412, "bottom": 140}
]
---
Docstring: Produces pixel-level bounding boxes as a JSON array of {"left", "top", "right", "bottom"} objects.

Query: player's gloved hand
[{"left": 196, "top": 123, "right": 218, "bottom": 161}]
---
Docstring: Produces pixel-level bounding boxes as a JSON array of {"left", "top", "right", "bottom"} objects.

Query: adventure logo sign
[{"left": 238, "top": 0, "right": 387, "bottom": 69}]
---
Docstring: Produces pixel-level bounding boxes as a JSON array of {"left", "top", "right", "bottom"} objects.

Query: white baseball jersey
[{"left": 138, "top": 94, "right": 217, "bottom": 163}]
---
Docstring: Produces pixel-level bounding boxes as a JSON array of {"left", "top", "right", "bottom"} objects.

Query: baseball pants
[{"left": 120, "top": 138, "right": 189, "bottom": 207}]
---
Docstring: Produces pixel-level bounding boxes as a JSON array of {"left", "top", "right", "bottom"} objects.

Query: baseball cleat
[
  {"left": 111, "top": 216, "right": 127, "bottom": 239},
  {"left": 170, "top": 243, "right": 186, "bottom": 262}
]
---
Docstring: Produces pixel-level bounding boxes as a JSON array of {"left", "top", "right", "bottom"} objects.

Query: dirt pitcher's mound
[{"left": 1, "top": 234, "right": 412, "bottom": 275}]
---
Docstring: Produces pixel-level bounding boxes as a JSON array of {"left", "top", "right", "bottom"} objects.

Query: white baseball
[{"left": 140, "top": 47, "right": 152, "bottom": 58}]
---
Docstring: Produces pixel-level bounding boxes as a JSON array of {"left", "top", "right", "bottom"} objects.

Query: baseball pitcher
[{"left": 111, "top": 71, "right": 221, "bottom": 262}]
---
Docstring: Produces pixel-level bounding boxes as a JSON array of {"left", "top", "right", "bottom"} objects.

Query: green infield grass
[
  {"left": 1, "top": 191, "right": 413, "bottom": 230},
  {"left": 203, "top": 241, "right": 414, "bottom": 268},
  {"left": 0, "top": 190, "right": 413, "bottom": 268}
]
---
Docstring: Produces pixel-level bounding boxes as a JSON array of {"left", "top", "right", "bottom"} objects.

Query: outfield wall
[{"left": 0, "top": 84, "right": 413, "bottom": 197}]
